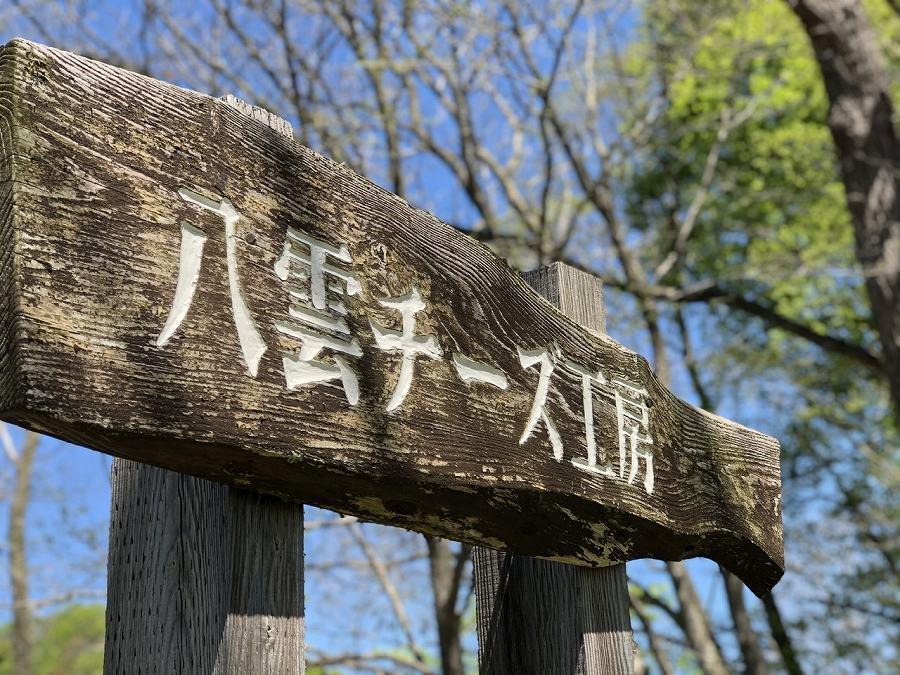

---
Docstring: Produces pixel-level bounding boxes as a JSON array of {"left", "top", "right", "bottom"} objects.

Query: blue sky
[
  {"left": 1, "top": 2, "right": 890, "bottom": 672},
  {"left": 0, "top": 3, "right": 770, "bottom": 662}
]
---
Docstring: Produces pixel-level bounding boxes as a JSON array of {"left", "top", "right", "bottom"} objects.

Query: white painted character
[
  {"left": 518, "top": 347, "right": 563, "bottom": 461},
  {"left": 370, "top": 286, "right": 442, "bottom": 411},
  {"left": 566, "top": 361, "right": 615, "bottom": 477},
  {"left": 272, "top": 227, "right": 363, "bottom": 405},
  {"left": 452, "top": 353, "right": 508, "bottom": 390},
  {"left": 157, "top": 188, "right": 266, "bottom": 377},
  {"left": 612, "top": 376, "right": 655, "bottom": 494}
]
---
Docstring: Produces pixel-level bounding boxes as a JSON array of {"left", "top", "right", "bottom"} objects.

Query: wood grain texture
[
  {"left": 213, "top": 489, "right": 303, "bottom": 675},
  {"left": 475, "top": 264, "right": 633, "bottom": 674},
  {"left": 0, "top": 39, "right": 783, "bottom": 594},
  {"left": 105, "top": 460, "right": 228, "bottom": 673},
  {"left": 104, "top": 99, "right": 303, "bottom": 675},
  {"left": 104, "top": 460, "right": 304, "bottom": 674}
]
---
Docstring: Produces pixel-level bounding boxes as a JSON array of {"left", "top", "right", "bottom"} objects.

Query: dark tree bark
[
  {"left": 425, "top": 536, "right": 468, "bottom": 675},
  {"left": 721, "top": 568, "right": 770, "bottom": 675},
  {"left": 762, "top": 593, "right": 805, "bottom": 675},
  {"left": 9, "top": 432, "right": 38, "bottom": 675},
  {"left": 788, "top": 0, "right": 900, "bottom": 423}
]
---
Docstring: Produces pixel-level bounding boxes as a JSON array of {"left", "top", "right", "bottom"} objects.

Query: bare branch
[
  {"left": 348, "top": 522, "right": 428, "bottom": 665},
  {"left": 631, "top": 593, "right": 676, "bottom": 675},
  {"left": 580, "top": 266, "right": 885, "bottom": 376}
]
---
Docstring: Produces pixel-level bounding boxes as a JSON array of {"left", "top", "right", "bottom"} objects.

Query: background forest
[{"left": 0, "top": 0, "right": 897, "bottom": 673}]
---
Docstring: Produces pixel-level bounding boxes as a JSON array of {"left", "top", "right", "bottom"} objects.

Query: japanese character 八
[{"left": 157, "top": 188, "right": 266, "bottom": 376}]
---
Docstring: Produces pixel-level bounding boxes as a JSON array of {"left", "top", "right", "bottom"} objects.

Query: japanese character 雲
[{"left": 272, "top": 227, "right": 363, "bottom": 404}]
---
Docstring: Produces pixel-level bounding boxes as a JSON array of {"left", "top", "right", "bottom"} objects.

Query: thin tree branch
[
  {"left": 587, "top": 270, "right": 885, "bottom": 376},
  {"left": 762, "top": 593, "right": 805, "bottom": 675},
  {"left": 348, "top": 522, "right": 429, "bottom": 666},
  {"left": 631, "top": 594, "right": 676, "bottom": 675}
]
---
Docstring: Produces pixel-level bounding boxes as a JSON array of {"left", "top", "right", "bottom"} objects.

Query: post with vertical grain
[
  {"left": 475, "top": 263, "right": 634, "bottom": 674},
  {"left": 103, "top": 97, "right": 304, "bottom": 675}
]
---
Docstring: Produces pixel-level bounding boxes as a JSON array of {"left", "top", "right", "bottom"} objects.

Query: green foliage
[
  {"left": 639, "top": 0, "right": 858, "bottom": 306},
  {"left": 0, "top": 604, "right": 105, "bottom": 675},
  {"left": 631, "top": 0, "right": 893, "bottom": 419},
  {"left": 625, "top": 0, "right": 900, "bottom": 670}
]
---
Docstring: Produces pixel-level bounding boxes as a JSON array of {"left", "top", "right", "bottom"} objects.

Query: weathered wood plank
[
  {"left": 475, "top": 551, "right": 634, "bottom": 674},
  {"left": 213, "top": 488, "right": 304, "bottom": 674},
  {"left": 0, "top": 39, "right": 784, "bottom": 594},
  {"left": 476, "top": 264, "right": 633, "bottom": 674},
  {"left": 105, "top": 461, "right": 229, "bottom": 673}
]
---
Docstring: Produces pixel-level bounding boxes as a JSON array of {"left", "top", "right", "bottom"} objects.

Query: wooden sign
[{"left": 0, "top": 40, "right": 783, "bottom": 595}]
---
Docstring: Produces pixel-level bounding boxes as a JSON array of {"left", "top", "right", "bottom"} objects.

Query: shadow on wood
[{"left": 104, "top": 460, "right": 304, "bottom": 674}]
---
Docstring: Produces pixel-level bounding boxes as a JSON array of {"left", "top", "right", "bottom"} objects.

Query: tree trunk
[
  {"left": 788, "top": 0, "right": 900, "bottom": 423},
  {"left": 762, "top": 593, "right": 805, "bottom": 675},
  {"left": 9, "top": 432, "right": 38, "bottom": 675},
  {"left": 721, "top": 568, "right": 769, "bottom": 674},
  {"left": 666, "top": 561, "right": 729, "bottom": 675},
  {"left": 425, "top": 536, "right": 465, "bottom": 675}
]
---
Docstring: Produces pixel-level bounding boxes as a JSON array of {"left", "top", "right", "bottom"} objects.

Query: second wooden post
[{"left": 474, "top": 262, "right": 634, "bottom": 674}]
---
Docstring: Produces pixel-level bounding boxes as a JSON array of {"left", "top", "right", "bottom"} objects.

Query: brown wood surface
[
  {"left": 103, "top": 98, "right": 303, "bottom": 675},
  {"left": 0, "top": 39, "right": 783, "bottom": 594},
  {"left": 475, "top": 263, "right": 633, "bottom": 674}
]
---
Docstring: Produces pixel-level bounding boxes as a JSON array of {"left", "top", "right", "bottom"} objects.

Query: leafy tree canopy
[{"left": 0, "top": 605, "right": 104, "bottom": 675}]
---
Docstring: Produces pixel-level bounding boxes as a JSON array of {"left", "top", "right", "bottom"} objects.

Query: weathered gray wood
[
  {"left": 0, "top": 39, "right": 784, "bottom": 594},
  {"left": 104, "top": 461, "right": 303, "bottom": 674},
  {"left": 213, "top": 488, "right": 304, "bottom": 674},
  {"left": 215, "top": 98, "right": 304, "bottom": 675},
  {"left": 476, "top": 263, "right": 632, "bottom": 674},
  {"left": 104, "top": 98, "right": 303, "bottom": 675},
  {"left": 105, "top": 461, "right": 229, "bottom": 673},
  {"left": 524, "top": 263, "right": 607, "bottom": 335}
]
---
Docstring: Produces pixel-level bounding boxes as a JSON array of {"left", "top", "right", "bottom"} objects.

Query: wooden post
[
  {"left": 103, "top": 98, "right": 304, "bottom": 675},
  {"left": 475, "top": 263, "right": 633, "bottom": 674}
]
